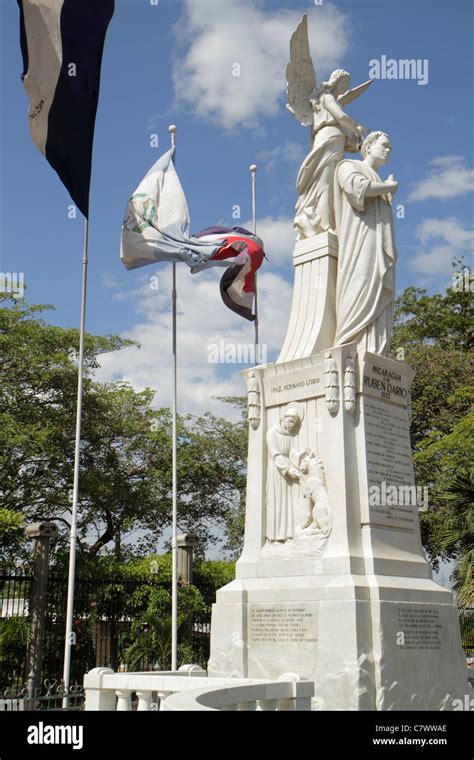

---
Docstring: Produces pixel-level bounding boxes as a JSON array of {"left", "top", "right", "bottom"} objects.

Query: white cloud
[
  {"left": 409, "top": 217, "right": 473, "bottom": 278},
  {"left": 172, "top": 0, "right": 351, "bottom": 130},
  {"left": 96, "top": 257, "right": 293, "bottom": 417},
  {"left": 409, "top": 245, "right": 458, "bottom": 278},
  {"left": 144, "top": 112, "right": 161, "bottom": 135},
  {"left": 257, "top": 141, "right": 305, "bottom": 173},
  {"left": 408, "top": 155, "right": 474, "bottom": 201},
  {"left": 416, "top": 218, "right": 474, "bottom": 249},
  {"left": 99, "top": 272, "right": 120, "bottom": 289}
]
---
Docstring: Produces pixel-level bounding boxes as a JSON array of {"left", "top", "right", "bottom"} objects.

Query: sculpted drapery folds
[
  {"left": 265, "top": 403, "right": 304, "bottom": 542},
  {"left": 285, "top": 16, "right": 399, "bottom": 359},
  {"left": 334, "top": 131, "right": 398, "bottom": 356},
  {"left": 294, "top": 70, "right": 365, "bottom": 239},
  {"left": 286, "top": 15, "right": 372, "bottom": 240}
]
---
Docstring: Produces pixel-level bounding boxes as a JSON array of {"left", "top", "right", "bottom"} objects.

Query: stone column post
[
  {"left": 177, "top": 534, "right": 197, "bottom": 647},
  {"left": 24, "top": 521, "right": 58, "bottom": 706},
  {"left": 176, "top": 534, "right": 197, "bottom": 584}
]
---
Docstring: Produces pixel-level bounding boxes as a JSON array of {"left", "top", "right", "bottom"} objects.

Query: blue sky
[{"left": 1, "top": 0, "right": 473, "bottom": 416}]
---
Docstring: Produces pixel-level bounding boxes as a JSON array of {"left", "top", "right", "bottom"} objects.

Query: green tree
[
  {"left": 116, "top": 555, "right": 234, "bottom": 670},
  {"left": 392, "top": 264, "right": 472, "bottom": 352},
  {"left": 57, "top": 553, "right": 235, "bottom": 672},
  {"left": 1, "top": 301, "right": 247, "bottom": 563},
  {"left": 392, "top": 267, "right": 473, "bottom": 589},
  {"left": 428, "top": 471, "right": 474, "bottom": 608},
  {"left": 0, "top": 508, "right": 25, "bottom": 566},
  {"left": 0, "top": 616, "right": 30, "bottom": 684},
  {"left": 183, "top": 397, "right": 248, "bottom": 558},
  {"left": 0, "top": 301, "right": 132, "bottom": 564}
]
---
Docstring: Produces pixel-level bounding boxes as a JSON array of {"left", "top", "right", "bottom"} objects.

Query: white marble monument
[{"left": 208, "top": 15, "right": 469, "bottom": 710}]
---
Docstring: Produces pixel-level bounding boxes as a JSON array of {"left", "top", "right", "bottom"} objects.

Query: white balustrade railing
[
  {"left": 83, "top": 665, "right": 314, "bottom": 712},
  {"left": 161, "top": 679, "right": 314, "bottom": 711}
]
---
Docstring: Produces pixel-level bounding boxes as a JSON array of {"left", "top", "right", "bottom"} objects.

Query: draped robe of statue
[
  {"left": 334, "top": 159, "right": 397, "bottom": 355},
  {"left": 294, "top": 93, "right": 348, "bottom": 237},
  {"left": 265, "top": 423, "right": 298, "bottom": 541}
]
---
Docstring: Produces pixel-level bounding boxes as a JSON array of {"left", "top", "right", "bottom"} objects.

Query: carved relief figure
[
  {"left": 286, "top": 15, "right": 372, "bottom": 240},
  {"left": 297, "top": 451, "right": 332, "bottom": 536},
  {"left": 265, "top": 403, "right": 305, "bottom": 543},
  {"left": 334, "top": 131, "right": 398, "bottom": 356}
]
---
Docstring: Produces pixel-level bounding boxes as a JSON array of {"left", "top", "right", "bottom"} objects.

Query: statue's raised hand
[{"left": 385, "top": 174, "right": 398, "bottom": 203}]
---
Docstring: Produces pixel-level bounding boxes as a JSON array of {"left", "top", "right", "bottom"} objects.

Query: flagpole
[
  {"left": 249, "top": 164, "right": 259, "bottom": 364},
  {"left": 62, "top": 216, "right": 89, "bottom": 708},
  {"left": 169, "top": 124, "right": 178, "bottom": 672}
]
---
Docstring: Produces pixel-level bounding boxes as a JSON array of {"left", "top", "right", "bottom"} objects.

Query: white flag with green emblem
[{"left": 121, "top": 148, "right": 223, "bottom": 271}]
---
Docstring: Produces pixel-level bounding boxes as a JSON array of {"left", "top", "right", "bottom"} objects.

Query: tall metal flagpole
[
  {"left": 249, "top": 164, "right": 259, "bottom": 364},
  {"left": 62, "top": 217, "right": 89, "bottom": 708},
  {"left": 169, "top": 124, "right": 178, "bottom": 671}
]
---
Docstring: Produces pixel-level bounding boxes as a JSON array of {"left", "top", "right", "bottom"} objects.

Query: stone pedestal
[
  {"left": 278, "top": 231, "right": 337, "bottom": 362},
  {"left": 208, "top": 302, "right": 469, "bottom": 708}
]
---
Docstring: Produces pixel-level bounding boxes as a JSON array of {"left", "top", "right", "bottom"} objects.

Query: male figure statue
[
  {"left": 334, "top": 131, "right": 398, "bottom": 356},
  {"left": 266, "top": 403, "right": 305, "bottom": 543}
]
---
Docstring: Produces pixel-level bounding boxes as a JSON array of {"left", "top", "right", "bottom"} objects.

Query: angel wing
[
  {"left": 337, "top": 79, "right": 373, "bottom": 107},
  {"left": 286, "top": 15, "right": 316, "bottom": 127}
]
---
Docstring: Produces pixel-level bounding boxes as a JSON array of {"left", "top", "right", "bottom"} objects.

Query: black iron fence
[
  {"left": 0, "top": 681, "right": 84, "bottom": 712},
  {"left": 0, "top": 574, "right": 32, "bottom": 689},
  {"left": 459, "top": 609, "right": 473, "bottom": 658},
  {"left": 0, "top": 571, "right": 211, "bottom": 698}
]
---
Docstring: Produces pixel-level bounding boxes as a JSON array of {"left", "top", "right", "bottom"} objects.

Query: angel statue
[{"left": 287, "top": 15, "right": 373, "bottom": 240}]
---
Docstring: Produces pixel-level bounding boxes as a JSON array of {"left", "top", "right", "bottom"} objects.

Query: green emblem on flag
[{"left": 122, "top": 193, "right": 158, "bottom": 233}]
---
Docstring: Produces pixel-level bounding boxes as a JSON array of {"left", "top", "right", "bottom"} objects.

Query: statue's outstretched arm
[{"left": 365, "top": 179, "right": 398, "bottom": 198}]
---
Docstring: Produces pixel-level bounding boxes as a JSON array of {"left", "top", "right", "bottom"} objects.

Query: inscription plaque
[
  {"left": 249, "top": 604, "right": 318, "bottom": 644},
  {"left": 364, "top": 397, "right": 417, "bottom": 529},
  {"left": 397, "top": 607, "right": 443, "bottom": 651},
  {"left": 362, "top": 357, "right": 412, "bottom": 407},
  {"left": 263, "top": 365, "right": 324, "bottom": 407}
]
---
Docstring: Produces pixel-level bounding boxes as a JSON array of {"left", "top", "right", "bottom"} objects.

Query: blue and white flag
[
  {"left": 121, "top": 149, "right": 265, "bottom": 320},
  {"left": 18, "top": 0, "right": 114, "bottom": 218}
]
